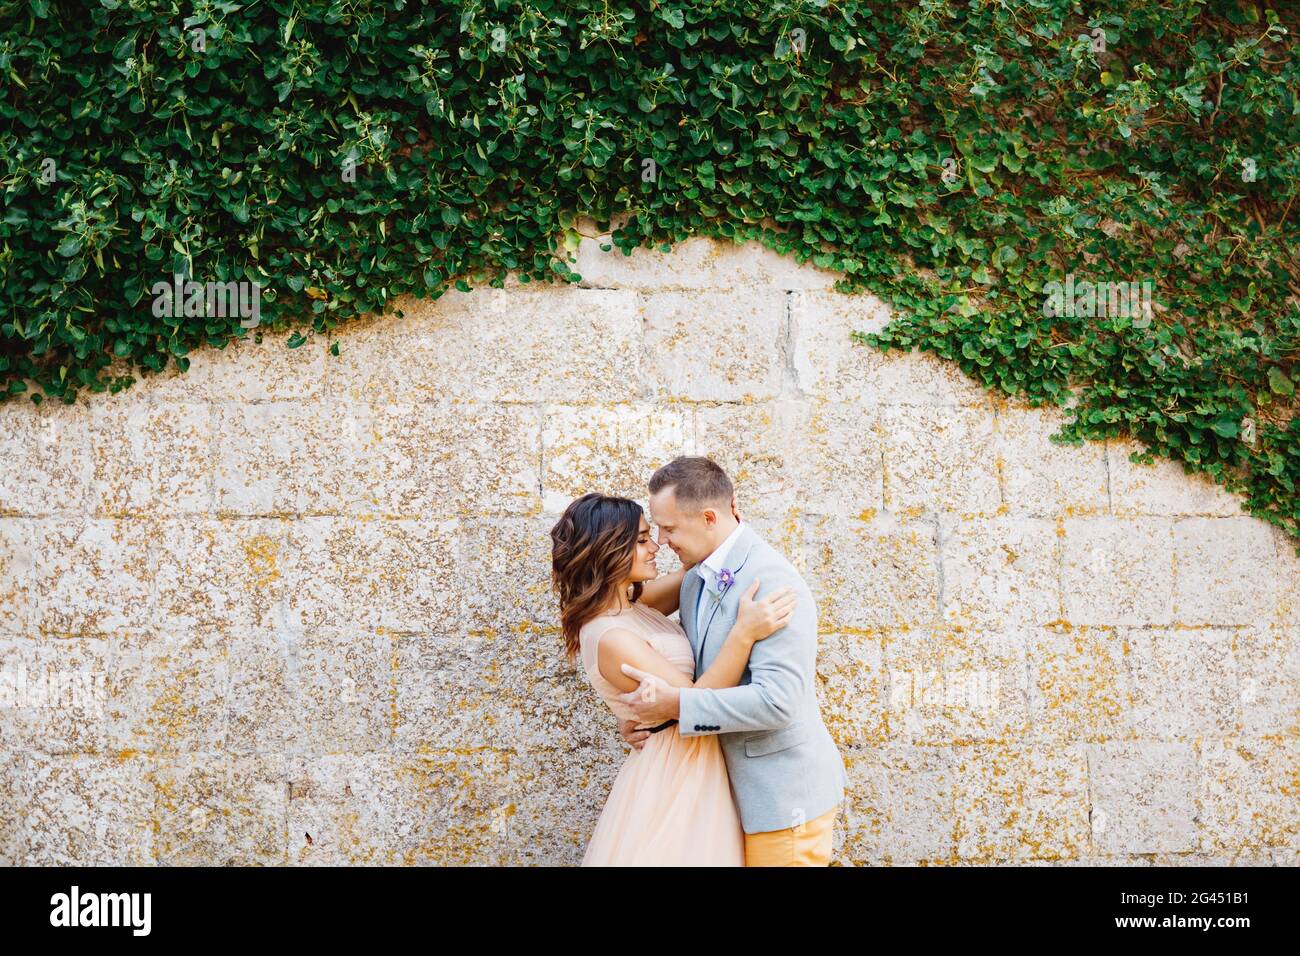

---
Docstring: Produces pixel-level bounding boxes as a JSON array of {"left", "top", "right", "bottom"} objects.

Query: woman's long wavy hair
[{"left": 551, "top": 493, "right": 645, "bottom": 663}]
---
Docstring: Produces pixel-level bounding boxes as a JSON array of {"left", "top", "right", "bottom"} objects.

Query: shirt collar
[{"left": 696, "top": 521, "right": 746, "bottom": 586}]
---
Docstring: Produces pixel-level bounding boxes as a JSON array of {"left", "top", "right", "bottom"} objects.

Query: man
[{"left": 617, "top": 456, "right": 849, "bottom": 866}]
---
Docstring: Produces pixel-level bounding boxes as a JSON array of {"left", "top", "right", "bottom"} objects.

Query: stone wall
[{"left": 1, "top": 237, "right": 1296, "bottom": 865}]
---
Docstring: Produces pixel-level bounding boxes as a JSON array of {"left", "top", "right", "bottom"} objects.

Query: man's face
[{"left": 648, "top": 487, "right": 718, "bottom": 566}]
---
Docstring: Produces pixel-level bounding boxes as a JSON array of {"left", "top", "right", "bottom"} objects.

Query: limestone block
[
  {"left": 804, "top": 513, "right": 939, "bottom": 630},
  {"left": 23, "top": 752, "right": 156, "bottom": 865},
  {"left": 1086, "top": 742, "right": 1199, "bottom": 854},
  {"left": 1026, "top": 625, "right": 1131, "bottom": 742},
  {"left": 1231, "top": 625, "right": 1300, "bottom": 738},
  {"left": 34, "top": 518, "right": 155, "bottom": 637},
  {"left": 880, "top": 404, "right": 1001, "bottom": 515},
  {"left": 883, "top": 625, "right": 1031, "bottom": 746},
  {"left": 501, "top": 742, "right": 619, "bottom": 865},
  {"left": 541, "top": 403, "right": 692, "bottom": 513},
  {"left": 0, "top": 400, "right": 93, "bottom": 515},
  {"left": 817, "top": 631, "right": 888, "bottom": 749},
  {"left": 0, "top": 749, "right": 24, "bottom": 864},
  {"left": 392, "top": 632, "right": 606, "bottom": 755},
  {"left": 189, "top": 332, "right": 327, "bottom": 403},
  {"left": 287, "top": 751, "right": 516, "bottom": 865},
  {"left": 1199, "top": 737, "right": 1300, "bottom": 853},
  {"left": 939, "top": 515, "right": 1061, "bottom": 630},
  {"left": 460, "top": 517, "right": 564, "bottom": 635},
  {"left": 837, "top": 744, "right": 957, "bottom": 865},
  {"left": 0, "top": 635, "right": 112, "bottom": 754},
  {"left": 694, "top": 400, "right": 808, "bottom": 518},
  {"left": 89, "top": 402, "right": 212, "bottom": 516},
  {"left": 793, "top": 401, "right": 887, "bottom": 516},
  {"left": 0, "top": 519, "right": 34, "bottom": 635},
  {"left": 326, "top": 288, "right": 642, "bottom": 404},
  {"left": 952, "top": 744, "right": 1090, "bottom": 862},
  {"left": 1108, "top": 436, "right": 1244, "bottom": 516},
  {"left": 794, "top": 290, "right": 994, "bottom": 407},
  {"left": 152, "top": 519, "right": 289, "bottom": 630},
  {"left": 345, "top": 402, "right": 541, "bottom": 517},
  {"left": 1172, "top": 517, "right": 1281, "bottom": 626},
  {"left": 737, "top": 510, "right": 806, "bottom": 572},
  {"left": 790, "top": 290, "right": 893, "bottom": 402},
  {"left": 996, "top": 405, "right": 1109, "bottom": 516},
  {"left": 225, "top": 627, "right": 293, "bottom": 754},
  {"left": 1119, "top": 628, "right": 1240, "bottom": 739},
  {"left": 214, "top": 402, "right": 354, "bottom": 516},
  {"left": 111, "top": 627, "right": 229, "bottom": 755},
  {"left": 1269, "top": 527, "right": 1300, "bottom": 627},
  {"left": 696, "top": 399, "right": 885, "bottom": 519},
  {"left": 104, "top": 331, "right": 328, "bottom": 404},
  {"left": 1061, "top": 517, "right": 1174, "bottom": 626},
  {"left": 285, "top": 626, "right": 392, "bottom": 755},
  {"left": 641, "top": 291, "right": 785, "bottom": 401},
  {"left": 574, "top": 235, "right": 841, "bottom": 291},
  {"left": 147, "top": 753, "right": 288, "bottom": 865},
  {"left": 282, "top": 517, "right": 462, "bottom": 633}
]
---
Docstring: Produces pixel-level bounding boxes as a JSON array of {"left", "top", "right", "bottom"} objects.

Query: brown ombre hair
[{"left": 550, "top": 493, "right": 646, "bottom": 662}]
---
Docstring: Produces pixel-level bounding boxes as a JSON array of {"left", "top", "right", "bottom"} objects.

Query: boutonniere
[{"left": 709, "top": 568, "right": 735, "bottom": 608}]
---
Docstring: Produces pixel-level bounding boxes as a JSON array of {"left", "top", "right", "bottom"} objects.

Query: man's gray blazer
[{"left": 676, "top": 523, "right": 848, "bottom": 835}]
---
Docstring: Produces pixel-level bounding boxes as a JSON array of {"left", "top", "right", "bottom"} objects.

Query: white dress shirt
[{"left": 695, "top": 520, "right": 745, "bottom": 638}]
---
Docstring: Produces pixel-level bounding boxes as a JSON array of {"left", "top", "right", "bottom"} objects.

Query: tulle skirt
[{"left": 581, "top": 723, "right": 745, "bottom": 866}]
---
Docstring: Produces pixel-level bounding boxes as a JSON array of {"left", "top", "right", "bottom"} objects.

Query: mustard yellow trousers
[{"left": 743, "top": 804, "right": 838, "bottom": 866}]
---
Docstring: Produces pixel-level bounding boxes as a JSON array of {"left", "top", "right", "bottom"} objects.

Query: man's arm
[
  {"left": 677, "top": 566, "right": 813, "bottom": 736},
  {"left": 614, "top": 581, "right": 798, "bottom": 726}
]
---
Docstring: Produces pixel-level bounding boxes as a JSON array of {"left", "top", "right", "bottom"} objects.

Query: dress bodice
[{"left": 578, "top": 602, "right": 695, "bottom": 725}]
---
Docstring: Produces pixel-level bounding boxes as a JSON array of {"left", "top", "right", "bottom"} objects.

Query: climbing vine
[{"left": 1, "top": 1, "right": 1297, "bottom": 547}]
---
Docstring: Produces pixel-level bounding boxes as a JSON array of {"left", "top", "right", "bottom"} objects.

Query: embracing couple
[{"left": 550, "top": 456, "right": 848, "bottom": 866}]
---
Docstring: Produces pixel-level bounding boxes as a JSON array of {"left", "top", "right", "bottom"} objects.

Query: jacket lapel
[
  {"left": 681, "top": 570, "right": 704, "bottom": 652},
  {"left": 694, "top": 525, "right": 761, "bottom": 673}
]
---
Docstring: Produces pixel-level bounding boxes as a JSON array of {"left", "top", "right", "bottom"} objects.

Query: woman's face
[{"left": 627, "top": 515, "right": 661, "bottom": 582}]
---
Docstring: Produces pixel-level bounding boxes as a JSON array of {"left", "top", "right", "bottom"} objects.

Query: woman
[{"left": 550, "top": 492, "right": 796, "bottom": 866}]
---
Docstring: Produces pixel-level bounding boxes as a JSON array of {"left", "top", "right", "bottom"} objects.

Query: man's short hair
[{"left": 648, "top": 456, "right": 734, "bottom": 512}]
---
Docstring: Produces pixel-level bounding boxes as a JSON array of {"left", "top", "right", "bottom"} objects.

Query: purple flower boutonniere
[{"left": 709, "top": 568, "right": 735, "bottom": 608}]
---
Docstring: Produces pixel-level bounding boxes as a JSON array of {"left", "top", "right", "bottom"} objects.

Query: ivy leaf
[{"left": 1210, "top": 417, "right": 1240, "bottom": 438}]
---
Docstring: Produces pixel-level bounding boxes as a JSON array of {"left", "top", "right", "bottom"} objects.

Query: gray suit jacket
[{"left": 677, "top": 524, "right": 848, "bottom": 834}]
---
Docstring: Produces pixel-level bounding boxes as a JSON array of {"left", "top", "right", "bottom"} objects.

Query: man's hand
[
  {"left": 619, "top": 718, "right": 650, "bottom": 752},
  {"left": 616, "top": 665, "right": 680, "bottom": 725}
]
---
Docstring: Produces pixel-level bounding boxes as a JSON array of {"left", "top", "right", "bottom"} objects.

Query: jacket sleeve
[{"left": 677, "top": 565, "right": 813, "bottom": 736}]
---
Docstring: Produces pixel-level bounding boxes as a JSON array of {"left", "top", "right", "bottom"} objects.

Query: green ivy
[{"left": 2, "top": 1, "right": 1298, "bottom": 550}]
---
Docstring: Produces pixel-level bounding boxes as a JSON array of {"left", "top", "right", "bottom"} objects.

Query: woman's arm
[
  {"left": 636, "top": 565, "right": 691, "bottom": 616},
  {"left": 692, "top": 580, "right": 795, "bottom": 689},
  {"left": 595, "top": 581, "right": 797, "bottom": 694}
]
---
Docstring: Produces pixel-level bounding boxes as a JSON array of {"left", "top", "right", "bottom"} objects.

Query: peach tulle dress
[{"left": 577, "top": 601, "right": 745, "bottom": 866}]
